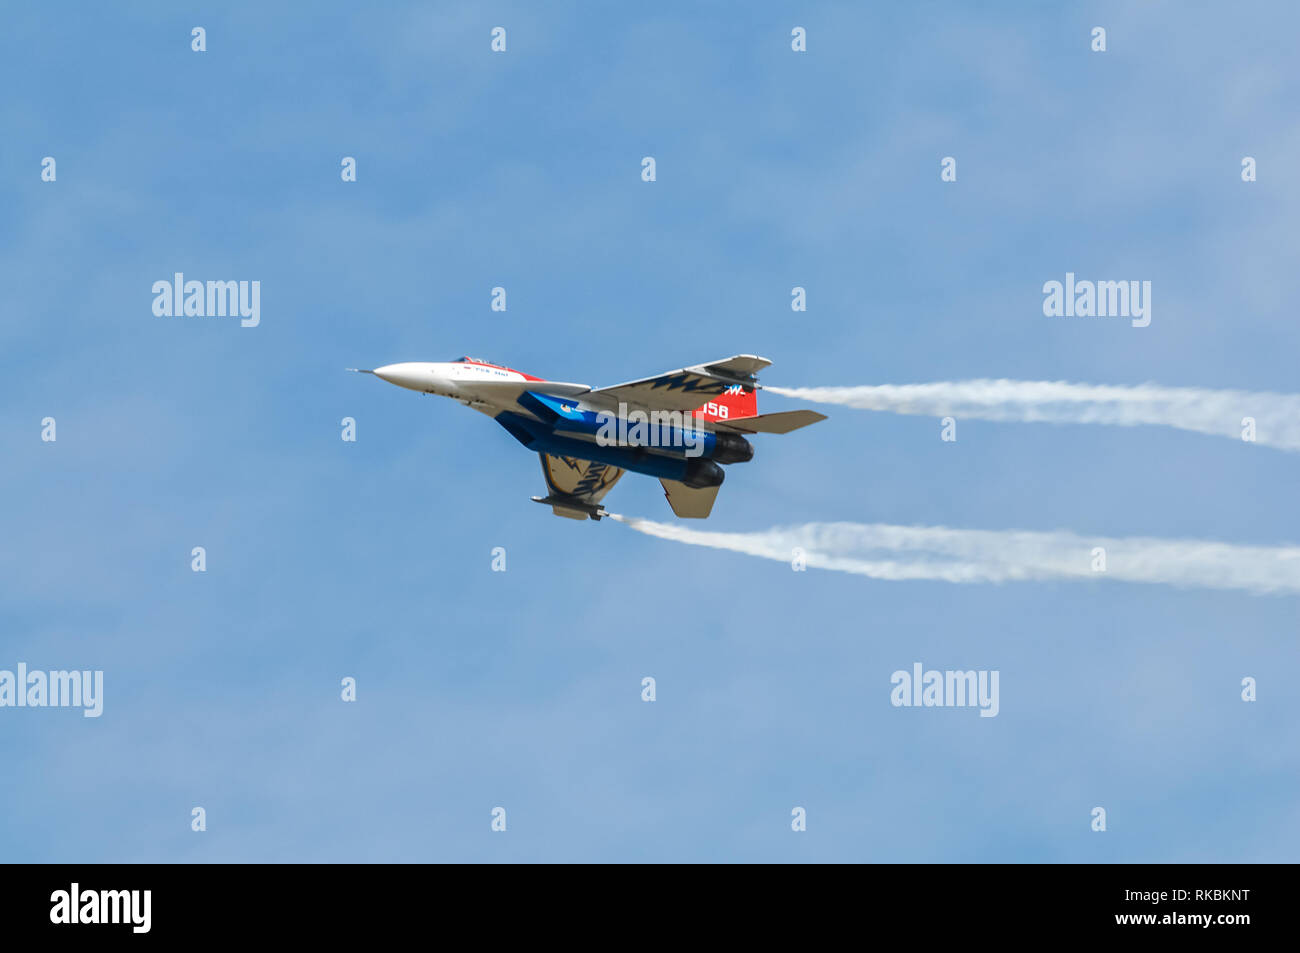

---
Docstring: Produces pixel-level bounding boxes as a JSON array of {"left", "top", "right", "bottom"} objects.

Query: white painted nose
[{"left": 373, "top": 363, "right": 432, "bottom": 392}]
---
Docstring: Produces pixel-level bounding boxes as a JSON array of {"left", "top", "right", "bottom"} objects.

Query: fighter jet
[{"left": 352, "top": 355, "right": 825, "bottom": 520}]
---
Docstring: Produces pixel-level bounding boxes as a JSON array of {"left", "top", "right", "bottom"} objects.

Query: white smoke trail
[
  {"left": 607, "top": 515, "right": 1300, "bottom": 594},
  {"left": 765, "top": 380, "right": 1300, "bottom": 451}
]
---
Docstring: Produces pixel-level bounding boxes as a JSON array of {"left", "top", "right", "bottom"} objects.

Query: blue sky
[{"left": 1, "top": 1, "right": 1297, "bottom": 862}]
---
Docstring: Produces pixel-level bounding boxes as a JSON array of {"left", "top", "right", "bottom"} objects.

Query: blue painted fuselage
[{"left": 494, "top": 390, "right": 742, "bottom": 483}]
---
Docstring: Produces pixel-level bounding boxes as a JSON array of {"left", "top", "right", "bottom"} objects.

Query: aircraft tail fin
[{"left": 692, "top": 385, "right": 756, "bottom": 424}]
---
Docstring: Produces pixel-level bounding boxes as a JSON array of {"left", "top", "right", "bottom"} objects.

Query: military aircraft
[{"left": 351, "top": 355, "right": 825, "bottom": 520}]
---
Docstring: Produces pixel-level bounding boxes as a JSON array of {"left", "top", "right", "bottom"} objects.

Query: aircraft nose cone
[{"left": 372, "top": 363, "right": 429, "bottom": 392}]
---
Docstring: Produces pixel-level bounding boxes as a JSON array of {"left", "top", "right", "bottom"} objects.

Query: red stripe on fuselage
[{"left": 461, "top": 358, "right": 546, "bottom": 382}]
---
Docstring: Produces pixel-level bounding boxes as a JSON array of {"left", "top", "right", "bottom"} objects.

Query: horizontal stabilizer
[
  {"left": 714, "top": 409, "right": 827, "bottom": 434},
  {"left": 659, "top": 479, "right": 721, "bottom": 518}
]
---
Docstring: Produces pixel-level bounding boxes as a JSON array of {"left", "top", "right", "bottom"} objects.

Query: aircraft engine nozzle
[
  {"left": 711, "top": 433, "right": 754, "bottom": 464},
  {"left": 682, "top": 459, "right": 726, "bottom": 489}
]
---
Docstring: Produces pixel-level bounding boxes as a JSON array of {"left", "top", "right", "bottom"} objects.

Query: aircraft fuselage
[{"left": 369, "top": 359, "right": 752, "bottom": 486}]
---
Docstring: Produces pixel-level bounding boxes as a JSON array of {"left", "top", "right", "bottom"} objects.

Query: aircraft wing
[
  {"left": 588, "top": 354, "right": 771, "bottom": 413},
  {"left": 532, "top": 453, "right": 624, "bottom": 520}
]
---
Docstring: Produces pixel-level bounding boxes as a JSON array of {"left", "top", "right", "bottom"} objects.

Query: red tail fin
[{"left": 693, "top": 385, "right": 757, "bottom": 423}]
